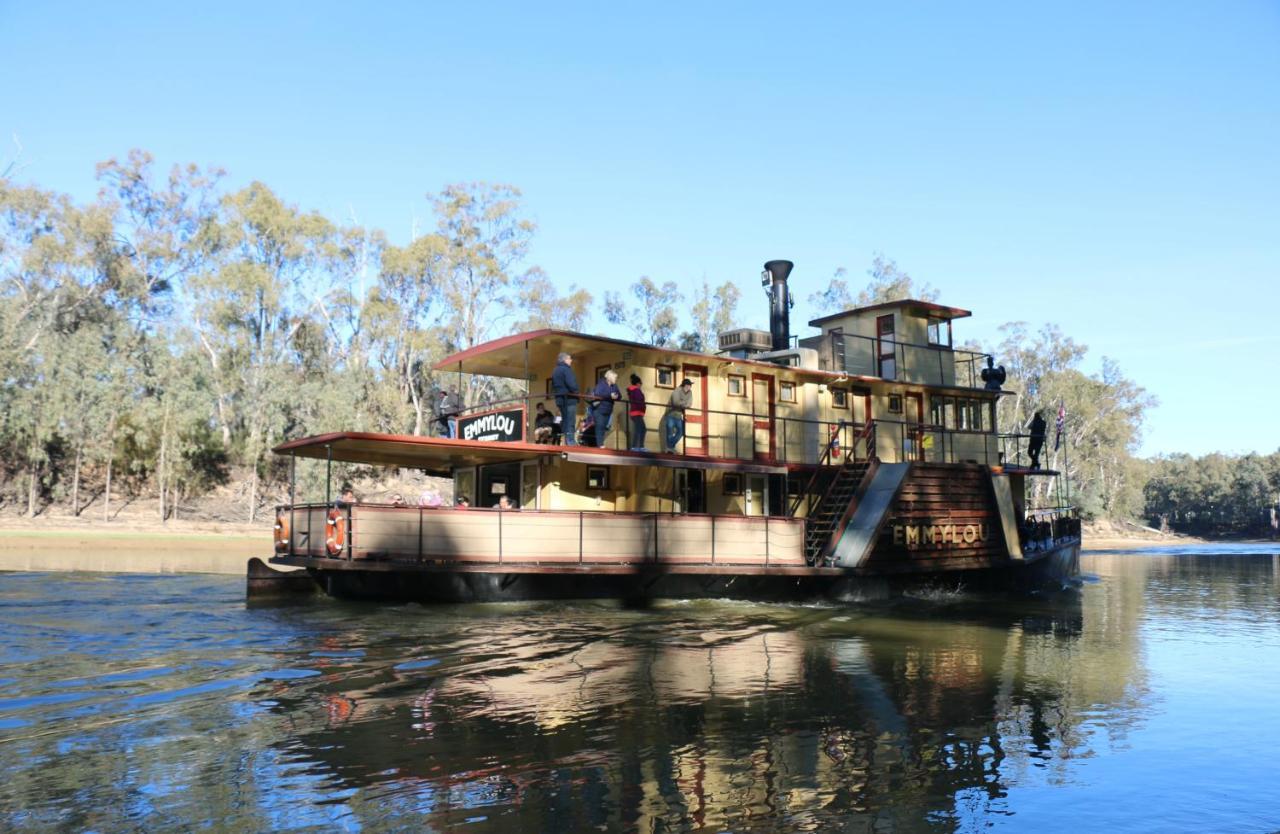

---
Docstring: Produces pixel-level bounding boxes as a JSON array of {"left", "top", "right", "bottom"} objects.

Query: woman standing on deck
[
  {"left": 591, "top": 370, "right": 621, "bottom": 448},
  {"left": 626, "top": 374, "right": 647, "bottom": 451}
]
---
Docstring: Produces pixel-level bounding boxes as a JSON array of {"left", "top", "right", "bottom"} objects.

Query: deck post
[
  {"left": 653, "top": 511, "right": 659, "bottom": 562},
  {"left": 289, "top": 453, "right": 296, "bottom": 557},
  {"left": 498, "top": 509, "right": 503, "bottom": 563},
  {"left": 325, "top": 445, "right": 332, "bottom": 505},
  {"left": 765, "top": 517, "right": 770, "bottom": 565},
  {"left": 579, "top": 512, "right": 584, "bottom": 563},
  {"left": 711, "top": 515, "right": 716, "bottom": 564},
  {"left": 417, "top": 506, "right": 424, "bottom": 563}
]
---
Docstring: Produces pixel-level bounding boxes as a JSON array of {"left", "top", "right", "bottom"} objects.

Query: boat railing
[
  {"left": 443, "top": 393, "right": 1007, "bottom": 468},
  {"left": 797, "top": 331, "right": 993, "bottom": 389},
  {"left": 277, "top": 502, "right": 808, "bottom": 568},
  {"left": 1021, "top": 506, "right": 1081, "bottom": 551}
]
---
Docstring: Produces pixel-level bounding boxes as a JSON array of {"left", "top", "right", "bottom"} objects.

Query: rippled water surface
[{"left": 3, "top": 545, "right": 1280, "bottom": 832}]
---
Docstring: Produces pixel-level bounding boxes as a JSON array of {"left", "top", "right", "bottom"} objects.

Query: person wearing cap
[{"left": 663, "top": 378, "right": 695, "bottom": 452}]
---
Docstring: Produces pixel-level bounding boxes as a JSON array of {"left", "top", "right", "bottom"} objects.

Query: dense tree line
[
  {"left": 3, "top": 151, "right": 1268, "bottom": 532},
  {"left": 0, "top": 151, "right": 600, "bottom": 521},
  {"left": 1143, "top": 452, "right": 1280, "bottom": 537}
]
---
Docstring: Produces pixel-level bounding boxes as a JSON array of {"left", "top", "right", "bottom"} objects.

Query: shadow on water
[{"left": 2, "top": 548, "right": 1278, "bottom": 832}]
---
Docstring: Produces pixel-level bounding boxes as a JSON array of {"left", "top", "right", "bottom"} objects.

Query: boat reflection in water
[{"left": 261, "top": 580, "right": 1149, "bottom": 832}]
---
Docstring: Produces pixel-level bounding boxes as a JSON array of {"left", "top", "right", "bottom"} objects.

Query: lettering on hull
[{"left": 891, "top": 522, "right": 991, "bottom": 551}]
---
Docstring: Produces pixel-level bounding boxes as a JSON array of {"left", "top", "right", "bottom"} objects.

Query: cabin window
[
  {"left": 927, "top": 316, "right": 952, "bottom": 348},
  {"left": 887, "top": 394, "right": 903, "bottom": 414},
  {"left": 831, "top": 388, "right": 848, "bottom": 409},
  {"left": 786, "top": 477, "right": 803, "bottom": 497},
  {"left": 586, "top": 466, "right": 610, "bottom": 490},
  {"left": 958, "top": 399, "right": 984, "bottom": 431},
  {"left": 722, "top": 473, "right": 743, "bottom": 495},
  {"left": 727, "top": 374, "right": 746, "bottom": 397},
  {"left": 656, "top": 365, "right": 675, "bottom": 388},
  {"left": 931, "top": 396, "right": 955, "bottom": 427},
  {"left": 779, "top": 381, "right": 796, "bottom": 403}
]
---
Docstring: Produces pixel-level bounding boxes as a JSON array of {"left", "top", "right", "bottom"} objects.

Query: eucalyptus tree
[
  {"left": 680, "top": 278, "right": 741, "bottom": 353},
  {"left": 188, "top": 182, "right": 337, "bottom": 521},
  {"left": 807, "top": 254, "right": 939, "bottom": 315},
  {"left": 603, "top": 276, "right": 682, "bottom": 347}
]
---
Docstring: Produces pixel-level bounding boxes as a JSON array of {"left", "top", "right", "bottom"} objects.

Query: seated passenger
[
  {"left": 533, "top": 403, "right": 556, "bottom": 444},
  {"left": 493, "top": 495, "right": 516, "bottom": 510}
]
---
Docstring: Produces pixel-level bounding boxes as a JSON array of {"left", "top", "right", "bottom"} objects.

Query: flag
[{"left": 1054, "top": 401, "right": 1065, "bottom": 451}]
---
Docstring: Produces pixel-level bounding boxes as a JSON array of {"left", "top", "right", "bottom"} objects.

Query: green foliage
[
  {"left": 0, "top": 158, "right": 567, "bottom": 520},
  {"left": 807, "top": 254, "right": 939, "bottom": 315},
  {"left": 1144, "top": 450, "right": 1280, "bottom": 537},
  {"left": 603, "top": 277, "right": 683, "bottom": 348}
]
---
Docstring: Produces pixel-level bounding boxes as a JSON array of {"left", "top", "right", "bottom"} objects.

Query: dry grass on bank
[{"left": 0, "top": 471, "right": 453, "bottom": 540}]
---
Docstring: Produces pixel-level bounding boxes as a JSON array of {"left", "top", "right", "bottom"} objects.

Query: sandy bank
[{"left": 0, "top": 518, "right": 277, "bottom": 575}]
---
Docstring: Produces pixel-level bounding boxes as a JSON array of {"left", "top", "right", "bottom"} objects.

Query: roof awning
[
  {"left": 272, "top": 432, "right": 552, "bottom": 475},
  {"left": 431, "top": 328, "right": 841, "bottom": 382},
  {"left": 272, "top": 432, "right": 792, "bottom": 476}
]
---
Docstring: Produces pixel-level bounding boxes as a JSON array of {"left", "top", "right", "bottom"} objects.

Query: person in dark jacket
[
  {"left": 1028, "top": 411, "right": 1047, "bottom": 469},
  {"left": 551, "top": 353, "right": 580, "bottom": 445},
  {"left": 591, "top": 370, "right": 621, "bottom": 448},
  {"left": 626, "top": 374, "right": 647, "bottom": 451},
  {"left": 533, "top": 402, "right": 556, "bottom": 443}
]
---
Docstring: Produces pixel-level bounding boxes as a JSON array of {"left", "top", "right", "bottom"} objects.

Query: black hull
[{"left": 278, "top": 541, "right": 1080, "bottom": 605}]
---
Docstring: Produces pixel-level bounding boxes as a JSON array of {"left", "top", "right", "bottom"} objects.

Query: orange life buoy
[
  {"left": 273, "top": 513, "right": 290, "bottom": 553},
  {"left": 326, "top": 508, "right": 347, "bottom": 557}
]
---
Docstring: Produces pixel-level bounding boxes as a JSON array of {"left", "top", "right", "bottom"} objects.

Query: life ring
[
  {"left": 273, "top": 513, "right": 290, "bottom": 553},
  {"left": 326, "top": 508, "right": 347, "bottom": 557}
]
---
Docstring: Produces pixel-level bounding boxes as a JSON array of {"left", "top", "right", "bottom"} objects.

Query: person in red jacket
[{"left": 626, "top": 374, "right": 648, "bottom": 452}]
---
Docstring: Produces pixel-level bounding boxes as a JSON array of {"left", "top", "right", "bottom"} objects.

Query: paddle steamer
[{"left": 256, "top": 260, "right": 1079, "bottom": 602}]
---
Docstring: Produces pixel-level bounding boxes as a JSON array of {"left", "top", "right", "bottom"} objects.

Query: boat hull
[{"left": 268, "top": 540, "right": 1080, "bottom": 604}]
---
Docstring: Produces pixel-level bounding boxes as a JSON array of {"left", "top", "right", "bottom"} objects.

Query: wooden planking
[
  {"left": 869, "top": 464, "right": 1003, "bottom": 563},
  {"left": 337, "top": 505, "right": 805, "bottom": 567}
]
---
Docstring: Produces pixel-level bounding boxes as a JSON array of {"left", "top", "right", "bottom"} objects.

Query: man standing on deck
[
  {"left": 663, "top": 378, "right": 695, "bottom": 452},
  {"left": 552, "top": 353, "right": 580, "bottom": 446},
  {"left": 1028, "top": 410, "right": 1047, "bottom": 469}
]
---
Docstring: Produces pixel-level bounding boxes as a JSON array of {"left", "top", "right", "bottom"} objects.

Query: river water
[{"left": 1, "top": 545, "right": 1279, "bottom": 832}]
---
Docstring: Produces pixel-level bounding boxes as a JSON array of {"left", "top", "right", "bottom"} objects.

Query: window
[
  {"left": 831, "top": 387, "right": 848, "bottom": 408},
  {"left": 927, "top": 316, "right": 953, "bottom": 348},
  {"left": 727, "top": 374, "right": 746, "bottom": 397},
  {"left": 877, "top": 315, "right": 896, "bottom": 379},
  {"left": 786, "top": 477, "right": 802, "bottom": 497},
  {"left": 722, "top": 473, "right": 743, "bottom": 495},
  {"left": 930, "top": 396, "right": 955, "bottom": 427},
  {"left": 656, "top": 365, "right": 675, "bottom": 388},
  {"left": 586, "top": 466, "right": 609, "bottom": 490},
  {"left": 888, "top": 394, "right": 903, "bottom": 414},
  {"left": 779, "top": 381, "right": 796, "bottom": 403}
]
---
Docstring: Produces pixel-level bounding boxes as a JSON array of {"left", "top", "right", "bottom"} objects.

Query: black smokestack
[{"left": 764, "top": 259, "right": 794, "bottom": 351}]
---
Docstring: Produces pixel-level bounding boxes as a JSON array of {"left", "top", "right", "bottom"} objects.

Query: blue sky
[{"left": 3, "top": 1, "right": 1277, "bottom": 456}]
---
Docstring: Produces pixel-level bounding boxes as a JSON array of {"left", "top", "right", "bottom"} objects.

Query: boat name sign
[{"left": 459, "top": 408, "right": 524, "bottom": 443}]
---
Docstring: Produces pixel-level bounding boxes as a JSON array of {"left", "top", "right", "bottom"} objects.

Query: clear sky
[{"left": 3, "top": 1, "right": 1277, "bottom": 457}]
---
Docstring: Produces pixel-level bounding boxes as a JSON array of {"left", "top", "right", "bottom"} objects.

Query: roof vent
[{"left": 717, "top": 328, "right": 773, "bottom": 354}]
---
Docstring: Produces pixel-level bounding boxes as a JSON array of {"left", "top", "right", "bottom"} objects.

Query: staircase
[{"left": 802, "top": 460, "right": 871, "bottom": 564}]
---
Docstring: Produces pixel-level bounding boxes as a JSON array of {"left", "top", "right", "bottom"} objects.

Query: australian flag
[{"left": 1054, "top": 401, "right": 1065, "bottom": 451}]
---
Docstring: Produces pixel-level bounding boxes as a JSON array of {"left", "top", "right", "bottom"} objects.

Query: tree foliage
[{"left": 0, "top": 156, "right": 590, "bottom": 521}]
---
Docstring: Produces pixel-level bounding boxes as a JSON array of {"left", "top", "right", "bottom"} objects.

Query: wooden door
[
  {"left": 681, "top": 363, "right": 708, "bottom": 455},
  {"left": 751, "top": 374, "right": 775, "bottom": 461},
  {"left": 746, "top": 474, "right": 768, "bottom": 517},
  {"left": 904, "top": 391, "right": 924, "bottom": 461}
]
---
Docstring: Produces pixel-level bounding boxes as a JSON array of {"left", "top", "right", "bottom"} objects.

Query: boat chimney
[{"left": 762, "top": 260, "right": 794, "bottom": 351}]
